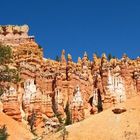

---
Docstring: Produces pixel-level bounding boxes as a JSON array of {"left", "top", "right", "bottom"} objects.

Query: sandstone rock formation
[
  {"left": 0, "top": 25, "right": 139, "bottom": 132},
  {"left": 1, "top": 86, "right": 22, "bottom": 121}
]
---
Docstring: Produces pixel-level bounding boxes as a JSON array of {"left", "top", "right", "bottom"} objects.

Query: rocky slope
[
  {"left": 49, "top": 95, "right": 140, "bottom": 140},
  {"left": 0, "top": 112, "right": 34, "bottom": 140}
]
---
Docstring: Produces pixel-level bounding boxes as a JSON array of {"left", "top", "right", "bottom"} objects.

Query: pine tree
[
  {"left": 0, "top": 45, "right": 21, "bottom": 96},
  {"left": 65, "top": 101, "right": 72, "bottom": 125},
  {"left": 55, "top": 55, "right": 60, "bottom": 62},
  {"left": 28, "top": 110, "right": 36, "bottom": 133},
  {"left": 108, "top": 53, "right": 112, "bottom": 61}
]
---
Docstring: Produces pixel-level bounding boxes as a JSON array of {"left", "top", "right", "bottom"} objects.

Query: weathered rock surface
[
  {"left": 0, "top": 25, "right": 140, "bottom": 129},
  {"left": 1, "top": 86, "right": 22, "bottom": 121}
]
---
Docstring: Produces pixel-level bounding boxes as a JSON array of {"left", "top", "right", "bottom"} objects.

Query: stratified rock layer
[
  {"left": 0, "top": 25, "right": 139, "bottom": 127},
  {"left": 1, "top": 86, "right": 22, "bottom": 122}
]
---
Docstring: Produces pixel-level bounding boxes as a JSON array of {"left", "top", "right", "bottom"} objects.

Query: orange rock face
[
  {"left": 0, "top": 25, "right": 140, "bottom": 127},
  {"left": 1, "top": 86, "right": 22, "bottom": 122}
]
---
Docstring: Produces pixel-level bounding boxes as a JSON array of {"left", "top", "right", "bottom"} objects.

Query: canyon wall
[{"left": 0, "top": 25, "right": 140, "bottom": 131}]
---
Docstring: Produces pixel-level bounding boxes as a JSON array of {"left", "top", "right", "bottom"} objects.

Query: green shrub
[
  {"left": 0, "top": 125, "right": 9, "bottom": 140},
  {"left": 0, "top": 45, "right": 12, "bottom": 65},
  {"left": 59, "top": 126, "right": 69, "bottom": 140}
]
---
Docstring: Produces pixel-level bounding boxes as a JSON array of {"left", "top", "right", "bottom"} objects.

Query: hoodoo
[{"left": 0, "top": 25, "right": 140, "bottom": 136}]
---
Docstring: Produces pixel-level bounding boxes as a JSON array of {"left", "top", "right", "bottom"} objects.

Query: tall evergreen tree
[
  {"left": 55, "top": 55, "right": 60, "bottom": 62},
  {"left": 0, "top": 45, "right": 20, "bottom": 96},
  {"left": 65, "top": 101, "right": 72, "bottom": 125},
  {"left": 108, "top": 53, "right": 112, "bottom": 61}
]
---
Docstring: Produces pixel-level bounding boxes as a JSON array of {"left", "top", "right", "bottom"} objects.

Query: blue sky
[{"left": 0, "top": 0, "right": 140, "bottom": 61}]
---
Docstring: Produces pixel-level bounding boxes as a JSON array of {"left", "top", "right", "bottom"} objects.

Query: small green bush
[
  {"left": 0, "top": 125, "right": 9, "bottom": 140},
  {"left": 0, "top": 45, "right": 12, "bottom": 65}
]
